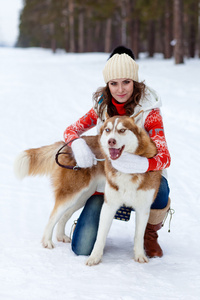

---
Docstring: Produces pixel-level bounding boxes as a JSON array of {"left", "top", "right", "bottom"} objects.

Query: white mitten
[
  {"left": 71, "top": 138, "right": 97, "bottom": 168},
  {"left": 111, "top": 152, "right": 149, "bottom": 174}
]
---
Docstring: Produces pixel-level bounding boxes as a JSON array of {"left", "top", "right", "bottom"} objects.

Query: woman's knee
[
  {"left": 84, "top": 194, "right": 104, "bottom": 213},
  {"left": 151, "top": 176, "right": 170, "bottom": 209},
  {"left": 71, "top": 195, "right": 104, "bottom": 255}
]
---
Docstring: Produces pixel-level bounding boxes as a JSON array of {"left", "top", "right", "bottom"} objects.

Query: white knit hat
[{"left": 103, "top": 53, "right": 139, "bottom": 83}]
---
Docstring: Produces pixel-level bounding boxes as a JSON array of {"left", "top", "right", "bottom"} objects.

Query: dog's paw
[
  {"left": 57, "top": 234, "right": 71, "bottom": 243},
  {"left": 134, "top": 253, "right": 149, "bottom": 263},
  {"left": 85, "top": 255, "right": 102, "bottom": 266},
  {"left": 42, "top": 239, "right": 55, "bottom": 249}
]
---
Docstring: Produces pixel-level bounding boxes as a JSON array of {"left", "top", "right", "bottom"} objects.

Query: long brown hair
[{"left": 93, "top": 81, "right": 147, "bottom": 120}]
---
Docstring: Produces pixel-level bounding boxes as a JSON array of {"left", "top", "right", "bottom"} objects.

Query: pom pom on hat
[
  {"left": 103, "top": 53, "right": 139, "bottom": 83},
  {"left": 109, "top": 45, "right": 135, "bottom": 60}
]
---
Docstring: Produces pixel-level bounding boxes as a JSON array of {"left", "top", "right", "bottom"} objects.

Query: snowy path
[{"left": 0, "top": 48, "right": 200, "bottom": 300}]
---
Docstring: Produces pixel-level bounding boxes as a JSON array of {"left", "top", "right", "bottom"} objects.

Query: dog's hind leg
[
  {"left": 56, "top": 199, "right": 85, "bottom": 243},
  {"left": 42, "top": 198, "right": 76, "bottom": 249},
  {"left": 56, "top": 184, "right": 99, "bottom": 244},
  {"left": 56, "top": 208, "right": 75, "bottom": 243}
]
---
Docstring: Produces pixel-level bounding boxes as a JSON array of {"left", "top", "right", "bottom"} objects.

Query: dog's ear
[
  {"left": 100, "top": 112, "right": 110, "bottom": 134},
  {"left": 105, "top": 111, "right": 109, "bottom": 120},
  {"left": 131, "top": 110, "right": 144, "bottom": 128},
  {"left": 131, "top": 110, "right": 144, "bottom": 121},
  {"left": 99, "top": 123, "right": 105, "bottom": 135},
  {"left": 135, "top": 129, "right": 157, "bottom": 158}
]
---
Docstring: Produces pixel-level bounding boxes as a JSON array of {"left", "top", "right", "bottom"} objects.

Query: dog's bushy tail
[{"left": 14, "top": 141, "right": 65, "bottom": 179}]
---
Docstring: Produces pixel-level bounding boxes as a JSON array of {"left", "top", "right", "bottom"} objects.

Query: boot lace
[
  {"left": 162, "top": 207, "right": 175, "bottom": 232},
  {"left": 70, "top": 219, "right": 78, "bottom": 240}
]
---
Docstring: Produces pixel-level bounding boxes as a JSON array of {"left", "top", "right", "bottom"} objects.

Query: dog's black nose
[{"left": 108, "top": 138, "right": 116, "bottom": 147}]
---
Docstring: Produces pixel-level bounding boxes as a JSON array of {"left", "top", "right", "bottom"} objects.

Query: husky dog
[
  {"left": 86, "top": 115, "right": 161, "bottom": 265},
  {"left": 14, "top": 115, "right": 161, "bottom": 264}
]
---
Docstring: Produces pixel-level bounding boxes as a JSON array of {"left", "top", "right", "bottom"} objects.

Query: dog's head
[{"left": 99, "top": 115, "right": 157, "bottom": 160}]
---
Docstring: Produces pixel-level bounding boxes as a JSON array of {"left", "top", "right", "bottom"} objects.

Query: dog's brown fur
[{"left": 25, "top": 136, "right": 105, "bottom": 200}]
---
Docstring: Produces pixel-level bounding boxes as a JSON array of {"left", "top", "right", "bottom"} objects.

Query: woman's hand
[
  {"left": 111, "top": 152, "right": 149, "bottom": 174},
  {"left": 71, "top": 138, "right": 97, "bottom": 168}
]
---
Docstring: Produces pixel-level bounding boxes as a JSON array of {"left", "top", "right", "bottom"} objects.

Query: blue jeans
[{"left": 71, "top": 176, "right": 170, "bottom": 256}]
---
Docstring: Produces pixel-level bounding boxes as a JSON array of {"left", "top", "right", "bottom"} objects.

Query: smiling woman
[{"left": 0, "top": 0, "right": 23, "bottom": 46}]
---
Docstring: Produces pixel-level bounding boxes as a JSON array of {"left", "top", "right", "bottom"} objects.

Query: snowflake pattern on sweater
[
  {"left": 144, "top": 109, "right": 171, "bottom": 171},
  {"left": 64, "top": 107, "right": 171, "bottom": 171},
  {"left": 64, "top": 108, "right": 98, "bottom": 144}
]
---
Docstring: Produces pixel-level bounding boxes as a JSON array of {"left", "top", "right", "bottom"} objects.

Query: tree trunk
[
  {"left": 78, "top": 10, "right": 84, "bottom": 53},
  {"left": 121, "top": 0, "right": 128, "bottom": 45},
  {"left": 173, "top": 0, "right": 184, "bottom": 64},
  {"left": 157, "top": 18, "right": 164, "bottom": 54},
  {"left": 95, "top": 21, "right": 101, "bottom": 52},
  {"left": 148, "top": 20, "right": 155, "bottom": 57},
  {"left": 105, "top": 18, "right": 112, "bottom": 53},
  {"left": 131, "top": 18, "right": 140, "bottom": 59},
  {"left": 51, "top": 38, "right": 56, "bottom": 53},
  {"left": 68, "top": 0, "right": 75, "bottom": 52},
  {"left": 164, "top": 0, "right": 173, "bottom": 58},
  {"left": 188, "top": 0, "right": 197, "bottom": 58},
  {"left": 49, "top": 23, "right": 56, "bottom": 53},
  {"left": 199, "top": 1, "right": 200, "bottom": 58}
]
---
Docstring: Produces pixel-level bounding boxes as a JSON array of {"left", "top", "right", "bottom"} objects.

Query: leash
[
  {"left": 55, "top": 138, "right": 105, "bottom": 170},
  {"left": 55, "top": 138, "right": 80, "bottom": 170}
]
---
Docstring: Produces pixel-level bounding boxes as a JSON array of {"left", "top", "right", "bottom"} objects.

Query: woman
[{"left": 64, "top": 46, "right": 171, "bottom": 258}]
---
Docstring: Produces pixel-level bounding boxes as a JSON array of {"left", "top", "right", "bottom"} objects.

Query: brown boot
[
  {"left": 144, "top": 222, "right": 163, "bottom": 257},
  {"left": 144, "top": 198, "right": 171, "bottom": 258}
]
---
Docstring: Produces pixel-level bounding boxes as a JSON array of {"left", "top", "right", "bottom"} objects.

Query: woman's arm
[
  {"left": 144, "top": 109, "right": 171, "bottom": 171},
  {"left": 63, "top": 108, "right": 99, "bottom": 168},
  {"left": 63, "top": 108, "right": 98, "bottom": 143}
]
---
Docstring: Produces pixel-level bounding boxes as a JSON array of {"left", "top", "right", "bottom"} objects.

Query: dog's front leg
[
  {"left": 134, "top": 207, "right": 150, "bottom": 263},
  {"left": 86, "top": 202, "right": 118, "bottom": 266}
]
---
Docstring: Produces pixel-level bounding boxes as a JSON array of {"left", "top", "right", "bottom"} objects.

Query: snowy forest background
[{"left": 17, "top": 0, "right": 200, "bottom": 63}]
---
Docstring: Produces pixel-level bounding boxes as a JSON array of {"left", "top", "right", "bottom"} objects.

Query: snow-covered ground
[{"left": 0, "top": 47, "right": 200, "bottom": 300}]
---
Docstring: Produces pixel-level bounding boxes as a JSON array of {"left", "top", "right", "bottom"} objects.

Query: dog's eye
[
  {"left": 105, "top": 128, "right": 110, "bottom": 133},
  {"left": 119, "top": 129, "right": 126, "bottom": 133}
]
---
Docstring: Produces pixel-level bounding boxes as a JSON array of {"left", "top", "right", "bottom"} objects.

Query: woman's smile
[{"left": 117, "top": 93, "right": 127, "bottom": 98}]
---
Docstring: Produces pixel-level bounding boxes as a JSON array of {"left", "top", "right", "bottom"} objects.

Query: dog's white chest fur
[{"left": 106, "top": 171, "right": 155, "bottom": 211}]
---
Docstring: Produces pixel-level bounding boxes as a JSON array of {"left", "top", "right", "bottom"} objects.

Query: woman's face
[{"left": 108, "top": 78, "right": 134, "bottom": 103}]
